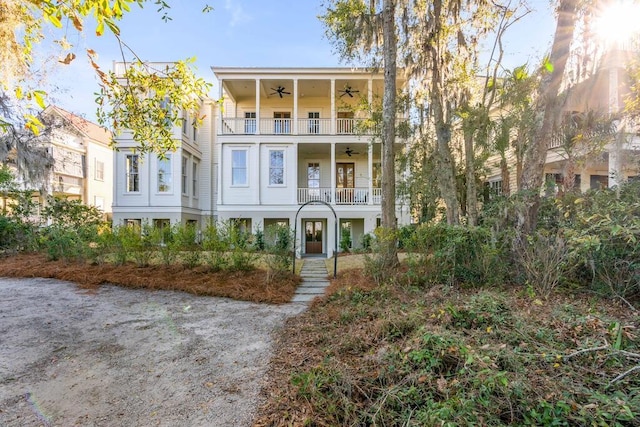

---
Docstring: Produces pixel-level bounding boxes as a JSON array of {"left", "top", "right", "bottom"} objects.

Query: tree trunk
[
  {"left": 519, "top": 0, "right": 578, "bottom": 233},
  {"left": 380, "top": 0, "right": 399, "bottom": 267},
  {"left": 463, "top": 126, "right": 478, "bottom": 226}
]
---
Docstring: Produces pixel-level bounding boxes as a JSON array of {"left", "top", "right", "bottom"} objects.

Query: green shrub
[
  {"left": 405, "top": 223, "right": 507, "bottom": 287},
  {"left": 174, "top": 223, "right": 202, "bottom": 269}
]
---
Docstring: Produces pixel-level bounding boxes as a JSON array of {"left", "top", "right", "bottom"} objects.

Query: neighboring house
[
  {"left": 485, "top": 42, "right": 640, "bottom": 194},
  {"left": 212, "top": 67, "right": 411, "bottom": 257},
  {"left": 111, "top": 63, "right": 217, "bottom": 228},
  {"left": 41, "top": 106, "right": 114, "bottom": 216},
  {"left": 111, "top": 65, "right": 412, "bottom": 257}
]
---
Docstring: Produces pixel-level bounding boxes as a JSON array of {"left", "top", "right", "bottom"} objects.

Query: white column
[
  {"left": 216, "top": 143, "right": 223, "bottom": 206},
  {"left": 330, "top": 142, "right": 336, "bottom": 203},
  {"left": 330, "top": 79, "right": 336, "bottom": 135},
  {"left": 255, "top": 79, "right": 261, "bottom": 135},
  {"left": 367, "top": 79, "right": 373, "bottom": 107},
  {"left": 368, "top": 143, "right": 373, "bottom": 205},
  {"left": 293, "top": 79, "right": 299, "bottom": 135},
  {"left": 219, "top": 79, "right": 224, "bottom": 133}
]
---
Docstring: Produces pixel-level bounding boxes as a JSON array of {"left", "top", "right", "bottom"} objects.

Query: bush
[
  {"left": 404, "top": 223, "right": 507, "bottom": 287},
  {"left": 264, "top": 224, "right": 293, "bottom": 278}
]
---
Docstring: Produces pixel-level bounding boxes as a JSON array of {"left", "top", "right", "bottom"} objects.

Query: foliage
[
  {"left": 201, "top": 221, "right": 228, "bottom": 271},
  {"left": 43, "top": 197, "right": 104, "bottom": 229},
  {"left": 512, "top": 231, "right": 573, "bottom": 298},
  {"left": 339, "top": 225, "right": 351, "bottom": 253},
  {"left": 363, "top": 226, "right": 399, "bottom": 285},
  {"left": 1, "top": 0, "right": 212, "bottom": 155},
  {"left": 173, "top": 223, "right": 202, "bottom": 269},
  {"left": 404, "top": 223, "right": 507, "bottom": 287},
  {"left": 257, "top": 283, "right": 640, "bottom": 426},
  {"left": 95, "top": 59, "right": 212, "bottom": 155},
  {"left": 264, "top": 224, "right": 294, "bottom": 280}
]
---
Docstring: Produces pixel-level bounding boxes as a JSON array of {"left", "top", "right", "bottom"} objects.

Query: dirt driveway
[{"left": 0, "top": 277, "right": 305, "bottom": 426}]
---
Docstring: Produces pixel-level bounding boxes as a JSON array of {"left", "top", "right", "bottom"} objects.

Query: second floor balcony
[{"left": 220, "top": 117, "right": 380, "bottom": 136}]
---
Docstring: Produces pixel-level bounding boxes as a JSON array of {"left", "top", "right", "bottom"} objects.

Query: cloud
[{"left": 224, "top": 0, "right": 252, "bottom": 27}]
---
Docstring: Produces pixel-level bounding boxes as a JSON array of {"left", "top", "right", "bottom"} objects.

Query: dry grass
[{"left": 0, "top": 253, "right": 299, "bottom": 304}]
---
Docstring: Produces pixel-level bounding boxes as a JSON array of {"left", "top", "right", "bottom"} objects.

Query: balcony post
[
  {"left": 368, "top": 78, "right": 373, "bottom": 108},
  {"left": 219, "top": 78, "right": 224, "bottom": 134},
  {"left": 255, "top": 78, "right": 261, "bottom": 135},
  {"left": 331, "top": 142, "right": 336, "bottom": 204},
  {"left": 330, "top": 79, "right": 336, "bottom": 135},
  {"left": 293, "top": 79, "right": 299, "bottom": 135},
  {"left": 368, "top": 144, "right": 373, "bottom": 205}
]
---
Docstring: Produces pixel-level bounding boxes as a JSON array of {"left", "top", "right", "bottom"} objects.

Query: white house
[
  {"left": 212, "top": 67, "right": 411, "bottom": 257},
  {"left": 111, "top": 65, "right": 411, "bottom": 257}
]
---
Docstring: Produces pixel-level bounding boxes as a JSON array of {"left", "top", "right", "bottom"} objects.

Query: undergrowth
[{"left": 255, "top": 274, "right": 640, "bottom": 426}]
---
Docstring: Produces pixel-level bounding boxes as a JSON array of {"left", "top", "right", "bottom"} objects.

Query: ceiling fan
[
  {"left": 270, "top": 86, "right": 291, "bottom": 98},
  {"left": 345, "top": 146, "right": 361, "bottom": 157},
  {"left": 339, "top": 86, "right": 360, "bottom": 98}
]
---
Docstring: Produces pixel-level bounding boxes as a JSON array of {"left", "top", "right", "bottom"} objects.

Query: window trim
[
  {"left": 268, "top": 148, "right": 286, "bottom": 187},
  {"left": 231, "top": 148, "right": 249, "bottom": 187}
]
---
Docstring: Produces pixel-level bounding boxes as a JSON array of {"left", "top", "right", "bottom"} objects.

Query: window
[
  {"left": 489, "top": 179, "right": 503, "bottom": 196},
  {"left": 126, "top": 154, "right": 139, "bottom": 192},
  {"left": 232, "top": 150, "right": 248, "bottom": 185},
  {"left": 337, "top": 111, "right": 355, "bottom": 134},
  {"left": 308, "top": 162, "right": 320, "bottom": 198},
  {"left": 308, "top": 112, "right": 320, "bottom": 134},
  {"left": 182, "top": 110, "right": 188, "bottom": 134},
  {"left": 244, "top": 112, "right": 256, "bottom": 134},
  {"left": 157, "top": 154, "right": 172, "bottom": 192},
  {"left": 269, "top": 149, "right": 284, "bottom": 185},
  {"left": 192, "top": 161, "right": 198, "bottom": 197},
  {"left": 95, "top": 159, "right": 104, "bottom": 181},
  {"left": 181, "top": 156, "right": 188, "bottom": 195}
]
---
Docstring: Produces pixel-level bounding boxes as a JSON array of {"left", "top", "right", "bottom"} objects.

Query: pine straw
[{"left": 0, "top": 253, "right": 299, "bottom": 304}]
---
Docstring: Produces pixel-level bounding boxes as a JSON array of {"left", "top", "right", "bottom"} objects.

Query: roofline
[{"left": 211, "top": 66, "right": 396, "bottom": 77}]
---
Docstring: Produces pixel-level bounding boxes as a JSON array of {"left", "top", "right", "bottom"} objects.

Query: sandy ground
[{"left": 0, "top": 277, "right": 305, "bottom": 427}]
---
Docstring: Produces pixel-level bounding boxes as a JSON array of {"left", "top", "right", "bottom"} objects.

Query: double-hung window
[
  {"left": 95, "top": 159, "right": 104, "bottom": 181},
  {"left": 192, "top": 161, "right": 198, "bottom": 197},
  {"left": 269, "top": 149, "right": 285, "bottom": 185},
  {"left": 126, "top": 154, "right": 139, "bottom": 192},
  {"left": 232, "top": 149, "right": 248, "bottom": 186},
  {"left": 157, "top": 154, "right": 172, "bottom": 193},
  {"left": 181, "top": 156, "right": 188, "bottom": 195}
]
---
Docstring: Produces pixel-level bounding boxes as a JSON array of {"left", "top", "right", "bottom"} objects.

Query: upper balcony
[{"left": 212, "top": 67, "right": 407, "bottom": 138}]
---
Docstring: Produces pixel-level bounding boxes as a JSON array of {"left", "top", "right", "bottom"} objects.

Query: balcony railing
[
  {"left": 297, "top": 187, "right": 382, "bottom": 205},
  {"left": 220, "top": 117, "right": 381, "bottom": 136}
]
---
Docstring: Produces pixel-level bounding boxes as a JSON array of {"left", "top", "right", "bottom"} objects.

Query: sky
[{"left": 44, "top": 0, "right": 558, "bottom": 123}]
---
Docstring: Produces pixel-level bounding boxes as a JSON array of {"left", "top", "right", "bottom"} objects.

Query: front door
[
  {"left": 305, "top": 220, "right": 323, "bottom": 254},
  {"left": 336, "top": 162, "right": 355, "bottom": 203}
]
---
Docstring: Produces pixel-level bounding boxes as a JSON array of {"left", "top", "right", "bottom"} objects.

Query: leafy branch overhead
[
  {"left": 2, "top": 0, "right": 214, "bottom": 155},
  {"left": 94, "top": 58, "right": 212, "bottom": 155}
]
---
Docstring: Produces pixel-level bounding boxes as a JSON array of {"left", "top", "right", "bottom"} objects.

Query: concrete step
[
  {"left": 295, "top": 287, "right": 328, "bottom": 294},
  {"left": 292, "top": 294, "right": 319, "bottom": 303}
]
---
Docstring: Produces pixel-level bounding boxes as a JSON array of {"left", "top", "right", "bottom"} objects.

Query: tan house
[
  {"left": 486, "top": 42, "right": 640, "bottom": 194},
  {"left": 42, "top": 106, "right": 114, "bottom": 215}
]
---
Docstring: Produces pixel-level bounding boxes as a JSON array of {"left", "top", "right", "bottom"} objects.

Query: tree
[
  {"left": 322, "top": 0, "right": 400, "bottom": 268},
  {"left": 519, "top": 0, "right": 579, "bottom": 233},
  {"left": 0, "top": 0, "right": 212, "bottom": 155}
]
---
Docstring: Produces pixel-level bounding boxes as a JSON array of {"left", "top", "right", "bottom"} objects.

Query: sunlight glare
[{"left": 595, "top": 0, "right": 640, "bottom": 46}]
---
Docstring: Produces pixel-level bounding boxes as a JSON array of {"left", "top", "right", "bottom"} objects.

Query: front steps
[{"left": 291, "top": 258, "right": 330, "bottom": 303}]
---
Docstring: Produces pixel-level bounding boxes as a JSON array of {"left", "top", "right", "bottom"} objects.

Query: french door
[{"left": 305, "top": 220, "right": 323, "bottom": 254}]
